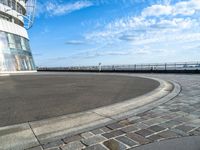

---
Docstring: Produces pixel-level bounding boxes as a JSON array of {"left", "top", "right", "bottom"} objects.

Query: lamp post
[{"left": 98, "top": 62, "right": 102, "bottom": 72}]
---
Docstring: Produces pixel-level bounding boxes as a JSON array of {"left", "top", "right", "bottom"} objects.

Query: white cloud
[
  {"left": 36, "top": 1, "right": 93, "bottom": 17},
  {"left": 82, "top": 0, "right": 200, "bottom": 63},
  {"left": 65, "top": 40, "right": 85, "bottom": 45},
  {"left": 85, "top": 16, "right": 200, "bottom": 44},
  {"left": 142, "top": 0, "right": 200, "bottom": 17},
  {"left": 173, "top": 0, "right": 200, "bottom": 16},
  {"left": 85, "top": 0, "right": 200, "bottom": 45},
  {"left": 71, "top": 49, "right": 132, "bottom": 59},
  {"left": 142, "top": 5, "right": 172, "bottom": 17}
]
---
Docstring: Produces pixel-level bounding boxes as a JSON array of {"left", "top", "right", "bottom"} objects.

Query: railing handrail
[{"left": 38, "top": 61, "right": 200, "bottom": 70}]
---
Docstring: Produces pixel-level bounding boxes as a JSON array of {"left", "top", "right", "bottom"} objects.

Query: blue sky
[{"left": 29, "top": 0, "right": 200, "bottom": 67}]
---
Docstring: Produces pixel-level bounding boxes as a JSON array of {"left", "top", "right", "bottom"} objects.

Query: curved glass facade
[
  {"left": 0, "top": 0, "right": 25, "bottom": 15},
  {"left": 0, "top": 31, "right": 35, "bottom": 71}
]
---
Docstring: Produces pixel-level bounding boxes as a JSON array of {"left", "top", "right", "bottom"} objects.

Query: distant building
[{"left": 0, "top": 0, "right": 36, "bottom": 72}]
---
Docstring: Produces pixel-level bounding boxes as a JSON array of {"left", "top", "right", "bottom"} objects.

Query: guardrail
[{"left": 38, "top": 62, "right": 200, "bottom": 73}]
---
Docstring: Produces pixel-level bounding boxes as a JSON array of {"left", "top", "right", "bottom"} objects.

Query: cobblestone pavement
[{"left": 27, "top": 74, "right": 200, "bottom": 150}]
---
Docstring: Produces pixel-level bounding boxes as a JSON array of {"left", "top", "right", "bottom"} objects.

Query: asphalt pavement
[{"left": 0, "top": 73, "right": 159, "bottom": 127}]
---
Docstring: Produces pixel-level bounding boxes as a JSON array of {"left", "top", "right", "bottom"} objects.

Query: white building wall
[
  {"left": 0, "top": 19, "right": 28, "bottom": 39},
  {"left": 17, "top": 0, "right": 26, "bottom": 9},
  {"left": 0, "top": 3, "right": 24, "bottom": 23}
]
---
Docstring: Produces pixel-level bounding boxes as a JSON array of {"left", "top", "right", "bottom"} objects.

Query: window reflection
[
  {"left": 0, "top": 32, "right": 9, "bottom": 51},
  {"left": 0, "top": 31, "right": 35, "bottom": 71}
]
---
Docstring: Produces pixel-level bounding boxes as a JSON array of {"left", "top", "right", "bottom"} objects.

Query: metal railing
[{"left": 38, "top": 61, "right": 200, "bottom": 72}]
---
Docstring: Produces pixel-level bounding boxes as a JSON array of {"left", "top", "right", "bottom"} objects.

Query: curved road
[{"left": 0, "top": 73, "right": 159, "bottom": 127}]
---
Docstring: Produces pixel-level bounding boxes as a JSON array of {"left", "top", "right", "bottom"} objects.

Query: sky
[{"left": 28, "top": 0, "right": 200, "bottom": 67}]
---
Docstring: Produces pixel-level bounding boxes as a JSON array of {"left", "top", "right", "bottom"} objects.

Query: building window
[
  {"left": 14, "top": 35, "right": 22, "bottom": 49},
  {"left": 0, "top": 32, "right": 9, "bottom": 51},
  {"left": 0, "top": 31, "right": 35, "bottom": 71},
  {"left": 7, "top": 33, "right": 15, "bottom": 49}
]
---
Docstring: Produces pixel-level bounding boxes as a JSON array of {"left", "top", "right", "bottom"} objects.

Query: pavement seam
[
  {"left": 90, "top": 110, "right": 119, "bottom": 122},
  {"left": 28, "top": 122, "right": 43, "bottom": 148}
]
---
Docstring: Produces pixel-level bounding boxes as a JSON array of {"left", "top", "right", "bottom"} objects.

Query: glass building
[{"left": 0, "top": 0, "right": 36, "bottom": 72}]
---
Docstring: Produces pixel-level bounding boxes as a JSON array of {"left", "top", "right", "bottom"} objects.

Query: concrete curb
[
  {"left": 0, "top": 71, "right": 37, "bottom": 74},
  {"left": 0, "top": 73, "right": 181, "bottom": 150}
]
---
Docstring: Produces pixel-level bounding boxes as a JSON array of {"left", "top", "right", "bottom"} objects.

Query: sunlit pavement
[
  {"left": 0, "top": 74, "right": 159, "bottom": 127},
  {"left": 26, "top": 74, "right": 200, "bottom": 150}
]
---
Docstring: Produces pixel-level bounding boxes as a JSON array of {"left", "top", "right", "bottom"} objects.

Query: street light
[{"left": 98, "top": 62, "right": 102, "bottom": 72}]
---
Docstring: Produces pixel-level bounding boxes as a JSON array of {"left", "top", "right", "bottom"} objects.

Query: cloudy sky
[{"left": 29, "top": 0, "right": 200, "bottom": 67}]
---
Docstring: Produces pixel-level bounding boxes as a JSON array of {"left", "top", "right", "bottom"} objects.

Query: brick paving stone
[
  {"left": 45, "top": 148, "right": 60, "bottom": 150},
  {"left": 61, "top": 141, "right": 85, "bottom": 150},
  {"left": 143, "top": 118, "right": 166, "bottom": 126},
  {"left": 135, "top": 129, "right": 154, "bottom": 137},
  {"left": 103, "top": 139, "right": 127, "bottom": 150},
  {"left": 81, "top": 132, "right": 94, "bottom": 138},
  {"left": 145, "top": 111, "right": 158, "bottom": 116},
  {"left": 43, "top": 140, "right": 64, "bottom": 149},
  {"left": 126, "top": 132, "right": 151, "bottom": 145},
  {"left": 84, "top": 144, "right": 108, "bottom": 150},
  {"left": 63, "top": 135, "right": 82, "bottom": 144},
  {"left": 170, "top": 128, "right": 189, "bottom": 136},
  {"left": 100, "top": 127, "right": 112, "bottom": 132},
  {"left": 106, "top": 123, "right": 123, "bottom": 130},
  {"left": 147, "top": 125, "right": 166, "bottom": 132},
  {"left": 191, "top": 111, "right": 200, "bottom": 116},
  {"left": 140, "top": 115, "right": 152, "bottom": 120},
  {"left": 27, "top": 146, "right": 43, "bottom": 150},
  {"left": 130, "top": 119, "right": 145, "bottom": 124},
  {"left": 146, "top": 113, "right": 159, "bottom": 119},
  {"left": 102, "top": 130, "right": 125, "bottom": 139},
  {"left": 147, "top": 134, "right": 163, "bottom": 141},
  {"left": 133, "top": 122, "right": 149, "bottom": 129},
  {"left": 187, "top": 119, "right": 200, "bottom": 127},
  {"left": 137, "top": 112, "right": 148, "bottom": 117},
  {"left": 170, "top": 108, "right": 181, "bottom": 112},
  {"left": 160, "top": 113, "right": 178, "bottom": 120},
  {"left": 91, "top": 129, "right": 104, "bottom": 135},
  {"left": 128, "top": 117, "right": 143, "bottom": 124},
  {"left": 175, "top": 125, "right": 195, "bottom": 133},
  {"left": 180, "top": 107, "right": 196, "bottom": 113},
  {"left": 192, "top": 103, "right": 200, "bottom": 109},
  {"left": 174, "top": 111, "right": 189, "bottom": 117},
  {"left": 185, "top": 114, "right": 199, "bottom": 120},
  {"left": 150, "top": 109, "right": 167, "bottom": 115},
  {"left": 119, "top": 120, "right": 131, "bottom": 126},
  {"left": 116, "top": 136, "right": 138, "bottom": 147},
  {"left": 175, "top": 116, "right": 193, "bottom": 123},
  {"left": 159, "top": 120, "right": 182, "bottom": 128},
  {"left": 189, "top": 128, "right": 200, "bottom": 136},
  {"left": 128, "top": 116, "right": 141, "bottom": 121},
  {"left": 157, "top": 130, "right": 180, "bottom": 139},
  {"left": 137, "top": 112, "right": 153, "bottom": 120},
  {"left": 81, "top": 135, "right": 107, "bottom": 146},
  {"left": 121, "top": 125, "right": 139, "bottom": 133}
]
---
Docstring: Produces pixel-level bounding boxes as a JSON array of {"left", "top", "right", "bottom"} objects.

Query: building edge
[{"left": 0, "top": 0, "right": 36, "bottom": 73}]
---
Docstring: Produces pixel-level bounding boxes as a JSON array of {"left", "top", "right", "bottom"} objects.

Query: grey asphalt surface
[{"left": 0, "top": 73, "right": 159, "bottom": 127}]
